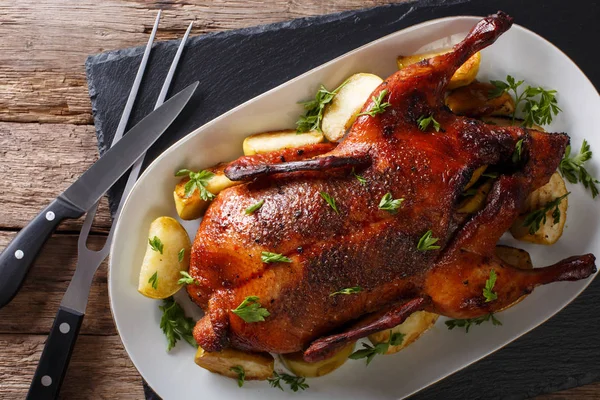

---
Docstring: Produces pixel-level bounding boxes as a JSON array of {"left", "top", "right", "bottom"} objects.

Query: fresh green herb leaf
[
  {"left": 358, "top": 89, "right": 391, "bottom": 117},
  {"left": 268, "top": 372, "right": 309, "bottom": 392},
  {"left": 178, "top": 248, "right": 185, "bottom": 263},
  {"left": 176, "top": 169, "right": 216, "bottom": 201},
  {"left": 232, "top": 296, "right": 270, "bottom": 323},
  {"left": 417, "top": 230, "right": 440, "bottom": 251},
  {"left": 230, "top": 366, "right": 245, "bottom": 388},
  {"left": 417, "top": 114, "right": 441, "bottom": 132},
  {"left": 512, "top": 139, "right": 524, "bottom": 163},
  {"left": 245, "top": 199, "right": 265, "bottom": 215},
  {"left": 483, "top": 269, "right": 498, "bottom": 302},
  {"left": 522, "top": 192, "right": 570, "bottom": 234},
  {"left": 148, "top": 271, "right": 158, "bottom": 290},
  {"left": 296, "top": 80, "right": 348, "bottom": 133},
  {"left": 378, "top": 192, "right": 405, "bottom": 214},
  {"left": 178, "top": 271, "right": 199, "bottom": 286},
  {"left": 445, "top": 313, "right": 502, "bottom": 333},
  {"left": 148, "top": 236, "right": 164, "bottom": 254},
  {"left": 559, "top": 140, "right": 599, "bottom": 198},
  {"left": 261, "top": 251, "right": 292, "bottom": 264},
  {"left": 349, "top": 331, "right": 404, "bottom": 365},
  {"left": 352, "top": 168, "right": 367, "bottom": 185},
  {"left": 330, "top": 286, "right": 363, "bottom": 297},
  {"left": 489, "top": 75, "right": 561, "bottom": 127},
  {"left": 159, "top": 297, "right": 197, "bottom": 351},
  {"left": 320, "top": 191, "right": 339, "bottom": 213}
]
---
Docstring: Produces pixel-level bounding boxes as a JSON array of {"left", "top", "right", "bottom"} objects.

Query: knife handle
[
  {"left": 27, "top": 306, "right": 84, "bottom": 400},
  {"left": 0, "top": 198, "right": 83, "bottom": 308}
]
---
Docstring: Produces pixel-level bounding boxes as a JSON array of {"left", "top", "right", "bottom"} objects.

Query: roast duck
[{"left": 187, "top": 11, "right": 596, "bottom": 362}]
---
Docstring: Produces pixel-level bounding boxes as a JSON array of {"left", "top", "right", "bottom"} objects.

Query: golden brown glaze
[{"left": 188, "top": 12, "right": 596, "bottom": 361}]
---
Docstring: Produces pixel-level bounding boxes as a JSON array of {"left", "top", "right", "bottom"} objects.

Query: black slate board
[{"left": 85, "top": 1, "right": 600, "bottom": 399}]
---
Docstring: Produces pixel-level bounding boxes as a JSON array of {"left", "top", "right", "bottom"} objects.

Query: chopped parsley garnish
[
  {"left": 352, "top": 168, "right": 367, "bottom": 185},
  {"left": 148, "top": 236, "right": 163, "bottom": 254},
  {"left": 261, "top": 251, "right": 292, "bottom": 264},
  {"left": 417, "top": 230, "right": 440, "bottom": 251},
  {"left": 159, "top": 297, "right": 197, "bottom": 351},
  {"left": 245, "top": 199, "right": 265, "bottom": 215},
  {"left": 559, "top": 140, "right": 599, "bottom": 198},
  {"left": 349, "top": 331, "right": 404, "bottom": 365},
  {"left": 178, "top": 248, "right": 185, "bottom": 263},
  {"left": 178, "top": 271, "right": 199, "bottom": 286},
  {"left": 512, "top": 139, "right": 524, "bottom": 163},
  {"left": 230, "top": 366, "right": 245, "bottom": 387},
  {"left": 175, "top": 169, "right": 216, "bottom": 200},
  {"left": 320, "top": 191, "right": 339, "bottom": 213},
  {"left": 148, "top": 271, "right": 158, "bottom": 290},
  {"left": 445, "top": 313, "right": 502, "bottom": 332},
  {"left": 268, "top": 372, "right": 309, "bottom": 392},
  {"left": 358, "top": 89, "right": 391, "bottom": 117},
  {"left": 522, "top": 192, "right": 570, "bottom": 234},
  {"left": 378, "top": 192, "right": 404, "bottom": 214},
  {"left": 231, "top": 296, "right": 270, "bottom": 323},
  {"left": 330, "top": 286, "right": 363, "bottom": 297},
  {"left": 417, "top": 114, "right": 441, "bottom": 132},
  {"left": 483, "top": 269, "right": 498, "bottom": 302}
]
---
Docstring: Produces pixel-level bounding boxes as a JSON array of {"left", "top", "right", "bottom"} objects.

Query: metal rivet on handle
[
  {"left": 41, "top": 375, "right": 52, "bottom": 387},
  {"left": 14, "top": 250, "right": 24, "bottom": 260},
  {"left": 46, "top": 211, "right": 55, "bottom": 221},
  {"left": 59, "top": 323, "right": 70, "bottom": 334}
]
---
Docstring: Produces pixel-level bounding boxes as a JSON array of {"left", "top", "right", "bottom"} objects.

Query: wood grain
[
  {"left": 0, "top": 334, "right": 144, "bottom": 399},
  {"left": 0, "top": 122, "right": 112, "bottom": 232}
]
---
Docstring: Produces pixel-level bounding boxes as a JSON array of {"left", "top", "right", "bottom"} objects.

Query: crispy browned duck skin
[{"left": 188, "top": 11, "right": 596, "bottom": 361}]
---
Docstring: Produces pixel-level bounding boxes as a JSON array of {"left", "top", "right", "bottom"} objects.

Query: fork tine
[{"left": 155, "top": 21, "right": 193, "bottom": 107}]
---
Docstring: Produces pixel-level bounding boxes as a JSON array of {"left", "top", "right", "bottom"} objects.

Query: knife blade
[{"left": 0, "top": 80, "right": 198, "bottom": 309}]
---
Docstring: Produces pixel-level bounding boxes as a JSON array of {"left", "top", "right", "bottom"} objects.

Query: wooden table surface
[{"left": 0, "top": 1, "right": 598, "bottom": 399}]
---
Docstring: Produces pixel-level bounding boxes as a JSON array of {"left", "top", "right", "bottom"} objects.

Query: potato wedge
[
  {"left": 446, "top": 81, "right": 515, "bottom": 117},
  {"left": 495, "top": 245, "right": 533, "bottom": 311},
  {"left": 174, "top": 172, "right": 237, "bottom": 220},
  {"left": 243, "top": 129, "right": 324, "bottom": 156},
  {"left": 510, "top": 172, "right": 568, "bottom": 245},
  {"left": 368, "top": 311, "right": 439, "bottom": 355},
  {"left": 138, "top": 217, "right": 191, "bottom": 299},
  {"left": 195, "top": 347, "right": 274, "bottom": 381},
  {"left": 280, "top": 342, "right": 355, "bottom": 378},
  {"left": 397, "top": 51, "right": 480, "bottom": 90},
  {"left": 321, "top": 73, "right": 384, "bottom": 142},
  {"left": 457, "top": 180, "right": 493, "bottom": 214}
]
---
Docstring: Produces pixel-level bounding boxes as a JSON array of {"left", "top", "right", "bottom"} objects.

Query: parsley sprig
[
  {"left": 445, "top": 313, "right": 502, "bottom": 332},
  {"left": 178, "top": 271, "right": 199, "bottom": 286},
  {"left": 268, "top": 372, "right": 309, "bottom": 392},
  {"left": 489, "top": 75, "right": 561, "bottom": 127},
  {"left": 522, "top": 192, "right": 570, "bottom": 234},
  {"left": 330, "top": 286, "right": 363, "bottom": 297},
  {"left": 378, "top": 192, "right": 404, "bottom": 214},
  {"left": 178, "top": 248, "right": 185, "bottom": 263},
  {"left": 417, "top": 114, "right": 441, "bottom": 132},
  {"left": 159, "top": 297, "right": 197, "bottom": 351},
  {"left": 358, "top": 89, "right": 391, "bottom": 117},
  {"left": 417, "top": 230, "right": 440, "bottom": 251},
  {"left": 296, "top": 80, "right": 348, "bottom": 133},
  {"left": 320, "top": 191, "right": 339, "bottom": 213},
  {"left": 230, "top": 366, "right": 245, "bottom": 387},
  {"left": 245, "top": 199, "right": 265, "bottom": 215},
  {"left": 483, "top": 269, "right": 498, "bottom": 302},
  {"left": 231, "top": 296, "right": 270, "bottom": 323},
  {"left": 261, "top": 251, "right": 292, "bottom": 264},
  {"left": 512, "top": 138, "right": 524, "bottom": 163},
  {"left": 175, "top": 169, "right": 215, "bottom": 200},
  {"left": 349, "top": 331, "right": 404, "bottom": 365},
  {"left": 148, "top": 271, "right": 158, "bottom": 290},
  {"left": 352, "top": 168, "right": 367, "bottom": 185},
  {"left": 559, "top": 140, "right": 599, "bottom": 198},
  {"left": 148, "top": 236, "right": 163, "bottom": 254}
]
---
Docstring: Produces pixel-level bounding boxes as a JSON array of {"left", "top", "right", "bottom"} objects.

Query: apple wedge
[{"left": 243, "top": 130, "right": 323, "bottom": 156}]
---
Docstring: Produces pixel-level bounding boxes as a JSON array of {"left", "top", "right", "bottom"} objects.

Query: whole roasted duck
[{"left": 187, "top": 12, "right": 596, "bottom": 362}]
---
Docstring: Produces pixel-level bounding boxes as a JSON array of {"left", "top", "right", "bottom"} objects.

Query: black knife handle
[
  {"left": 0, "top": 197, "right": 83, "bottom": 308},
  {"left": 27, "top": 306, "right": 84, "bottom": 400}
]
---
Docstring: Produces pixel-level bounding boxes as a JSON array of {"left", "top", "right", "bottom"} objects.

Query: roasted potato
[
  {"left": 280, "top": 342, "right": 355, "bottom": 378},
  {"left": 174, "top": 171, "right": 237, "bottom": 220},
  {"left": 457, "top": 180, "right": 493, "bottom": 214},
  {"left": 243, "top": 129, "right": 324, "bottom": 156},
  {"left": 510, "top": 172, "right": 568, "bottom": 245},
  {"left": 138, "top": 217, "right": 191, "bottom": 299},
  {"left": 368, "top": 311, "right": 439, "bottom": 355},
  {"left": 446, "top": 81, "right": 515, "bottom": 117},
  {"left": 481, "top": 116, "right": 544, "bottom": 132},
  {"left": 397, "top": 51, "right": 480, "bottom": 90},
  {"left": 195, "top": 347, "right": 274, "bottom": 381},
  {"left": 321, "top": 73, "right": 384, "bottom": 142},
  {"left": 495, "top": 245, "right": 533, "bottom": 311}
]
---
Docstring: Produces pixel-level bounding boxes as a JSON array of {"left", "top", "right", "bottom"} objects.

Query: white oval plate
[{"left": 109, "top": 16, "right": 600, "bottom": 400}]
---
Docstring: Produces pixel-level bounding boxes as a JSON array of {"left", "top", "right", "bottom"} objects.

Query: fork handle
[
  {"left": 27, "top": 306, "right": 84, "bottom": 400},
  {"left": 0, "top": 197, "right": 83, "bottom": 309}
]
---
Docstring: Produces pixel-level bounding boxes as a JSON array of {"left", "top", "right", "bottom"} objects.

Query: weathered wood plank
[
  {"left": 0, "top": 334, "right": 144, "bottom": 399},
  {"left": 0, "top": 0, "right": 396, "bottom": 124},
  {"left": 0, "top": 232, "right": 116, "bottom": 335},
  {"left": 538, "top": 383, "right": 600, "bottom": 399},
  {"left": 0, "top": 122, "right": 112, "bottom": 231}
]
